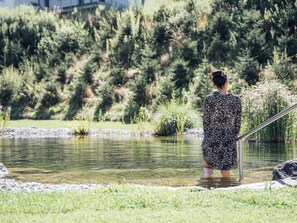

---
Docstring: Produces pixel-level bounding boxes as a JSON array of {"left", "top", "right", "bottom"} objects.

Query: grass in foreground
[
  {"left": 7, "top": 120, "right": 156, "bottom": 131},
  {"left": 0, "top": 185, "right": 296, "bottom": 223}
]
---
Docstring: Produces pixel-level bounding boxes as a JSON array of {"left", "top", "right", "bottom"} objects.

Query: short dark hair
[{"left": 211, "top": 70, "right": 227, "bottom": 89}]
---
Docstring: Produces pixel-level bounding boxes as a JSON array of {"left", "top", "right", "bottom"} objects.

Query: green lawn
[
  {"left": 0, "top": 185, "right": 296, "bottom": 223},
  {"left": 7, "top": 120, "right": 156, "bottom": 131}
]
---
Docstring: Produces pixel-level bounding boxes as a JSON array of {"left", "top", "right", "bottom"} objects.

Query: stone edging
[
  {"left": 1, "top": 128, "right": 204, "bottom": 138},
  {"left": 0, "top": 179, "right": 102, "bottom": 192},
  {"left": 0, "top": 178, "right": 295, "bottom": 193}
]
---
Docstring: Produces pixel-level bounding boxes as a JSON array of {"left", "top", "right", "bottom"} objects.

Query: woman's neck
[{"left": 218, "top": 88, "right": 228, "bottom": 95}]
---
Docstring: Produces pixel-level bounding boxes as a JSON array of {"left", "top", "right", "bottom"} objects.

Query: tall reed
[
  {"left": 153, "top": 98, "right": 200, "bottom": 136},
  {"left": 0, "top": 108, "right": 10, "bottom": 135},
  {"left": 241, "top": 81, "right": 297, "bottom": 142},
  {"left": 71, "top": 114, "right": 92, "bottom": 135}
]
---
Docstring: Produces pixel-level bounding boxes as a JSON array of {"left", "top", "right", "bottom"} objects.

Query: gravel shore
[
  {"left": 0, "top": 178, "right": 102, "bottom": 193},
  {"left": 2, "top": 128, "right": 73, "bottom": 138},
  {"left": 0, "top": 177, "right": 296, "bottom": 193},
  {"left": 1, "top": 127, "right": 204, "bottom": 138}
]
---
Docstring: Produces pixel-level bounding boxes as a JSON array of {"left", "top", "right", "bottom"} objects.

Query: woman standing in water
[{"left": 202, "top": 70, "right": 242, "bottom": 178}]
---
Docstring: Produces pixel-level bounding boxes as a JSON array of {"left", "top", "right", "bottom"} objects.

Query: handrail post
[
  {"left": 238, "top": 140, "right": 243, "bottom": 181},
  {"left": 235, "top": 102, "right": 297, "bottom": 181}
]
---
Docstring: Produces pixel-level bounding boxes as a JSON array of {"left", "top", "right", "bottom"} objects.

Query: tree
[
  {"left": 170, "top": 59, "right": 192, "bottom": 91},
  {"left": 236, "top": 49, "right": 260, "bottom": 85}
]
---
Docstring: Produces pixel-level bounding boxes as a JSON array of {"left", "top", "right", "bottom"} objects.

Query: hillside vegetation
[{"left": 0, "top": 0, "right": 297, "bottom": 140}]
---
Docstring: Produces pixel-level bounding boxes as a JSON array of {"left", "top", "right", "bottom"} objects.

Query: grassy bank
[
  {"left": 7, "top": 120, "right": 156, "bottom": 131},
  {"left": 0, "top": 185, "right": 296, "bottom": 223}
]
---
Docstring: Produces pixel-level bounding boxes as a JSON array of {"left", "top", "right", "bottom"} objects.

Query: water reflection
[
  {"left": 0, "top": 137, "right": 296, "bottom": 188},
  {"left": 198, "top": 177, "right": 240, "bottom": 189}
]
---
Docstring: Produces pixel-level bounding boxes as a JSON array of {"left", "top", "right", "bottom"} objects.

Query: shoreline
[
  {"left": 1, "top": 127, "right": 204, "bottom": 138},
  {"left": 0, "top": 177, "right": 296, "bottom": 193}
]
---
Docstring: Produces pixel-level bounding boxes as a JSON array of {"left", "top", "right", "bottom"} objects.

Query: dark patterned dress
[{"left": 202, "top": 92, "right": 242, "bottom": 170}]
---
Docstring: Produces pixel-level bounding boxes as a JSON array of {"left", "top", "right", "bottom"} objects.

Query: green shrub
[
  {"left": 207, "top": 34, "right": 230, "bottom": 64},
  {"left": 153, "top": 5, "right": 171, "bottom": 23},
  {"left": 241, "top": 81, "right": 297, "bottom": 142},
  {"left": 34, "top": 62, "right": 51, "bottom": 82},
  {"left": 129, "top": 75, "right": 148, "bottom": 106},
  {"left": 40, "top": 82, "right": 61, "bottom": 108},
  {"left": 138, "top": 51, "right": 159, "bottom": 83},
  {"left": 94, "top": 83, "right": 114, "bottom": 120},
  {"left": 123, "top": 99, "right": 140, "bottom": 123},
  {"left": 108, "top": 9, "right": 143, "bottom": 67},
  {"left": 11, "top": 61, "right": 40, "bottom": 119},
  {"left": 110, "top": 67, "right": 127, "bottom": 86},
  {"left": 152, "top": 6, "right": 171, "bottom": 53},
  {"left": 234, "top": 9, "right": 270, "bottom": 64},
  {"left": 91, "top": 7, "right": 118, "bottom": 52},
  {"left": 188, "top": 58, "right": 212, "bottom": 109},
  {"left": 38, "top": 20, "right": 89, "bottom": 64},
  {"left": 34, "top": 107, "right": 52, "bottom": 120},
  {"left": 35, "top": 81, "right": 61, "bottom": 119},
  {"left": 0, "top": 67, "right": 22, "bottom": 107},
  {"left": 209, "top": 11, "right": 234, "bottom": 41},
  {"left": 236, "top": 49, "right": 260, "bottom": 85},
  {"left": 56, "top": 64, "right": 68, "bottom": 85},
  {"left": 103, "top": 95, "right": 139, "bottom": 123},
  {"left": 170, "top": 59, "right": 192, "bottom": 91},
  {"left": 137, "top": 106, "right": 151, "bottom": 122},
  {"left": 226, "top": 68, "right": 249, "bottom": 95},
  {"left": 71, "top": 114, "right": 92, "bottom": 135},
  {"left": 243, "top": 26, "right": 270, "bottom": 65},
  {"left": 150, "top": 75, "right": 175, "bottom": 110},
  {"left": 103, "top": 103, "right": 125, "bottom": 122},
  {"left": 34, "top": 81, "right": 61, "bottom": 119},
  {"left": 1, "top": 41, "right": 24, "bottom": 68},
  {"left": 80, "top": 57, "right": 98, "bottom": 85},
  {"left": 0, "top": 6, "right": 58, "bottom": 67},
  {"left": 65, "top": 81, "right": 86, "bottom": 120},
  {"left": 271, "top": 50, "right": 296, "bottom": 84},
  {"left": 153, "top": 98, "right": 200, "bottom": 136},
  {"left": 178, "top": 39, "right": 198, "bottom": 67},
  {"left": 55, "top": 20, "right": 89, "bottom": 55}
]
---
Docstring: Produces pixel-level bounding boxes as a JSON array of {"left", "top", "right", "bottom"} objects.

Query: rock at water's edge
[
  {"left": 0, "top": 162, "right": 9, "bottom": 178},
  {"left": 272, "top": 158, "right": 297, "bottom": 180}
]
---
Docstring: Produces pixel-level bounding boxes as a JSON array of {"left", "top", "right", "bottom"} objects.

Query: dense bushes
[
  {"left": 0, "top": 0, "right": 296, "bottom": 142},
  {"left": 242, "top": 81, "right": 297, "bottom": 142},
  {"left": 0, "top": 67, "right": 22, "bottom": 107},
  {"left": 0, "top": 6, "right": 58, "bottom": 68}
]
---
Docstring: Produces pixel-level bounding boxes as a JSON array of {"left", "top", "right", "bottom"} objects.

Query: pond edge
[{"left": 0, "top": 178, "right": 296, "bottom": 193}]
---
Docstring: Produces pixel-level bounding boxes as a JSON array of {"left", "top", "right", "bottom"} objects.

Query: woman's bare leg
[
  {"left": 204, "top": 162, "right": 230, "bottom": 177},
  {"left": 220, "top": 170, "right": 230, "bottom": 177},
  {"left": 203, "top": 161, "right": 213, "bottom": 169},
  {"left": 203, "top": 161, "right": 213, "bottom": 177}
]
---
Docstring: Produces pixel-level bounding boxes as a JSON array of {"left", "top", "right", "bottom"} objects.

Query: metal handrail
[{"left": 237, "top": 102, "right": 297, "bottom": 181}]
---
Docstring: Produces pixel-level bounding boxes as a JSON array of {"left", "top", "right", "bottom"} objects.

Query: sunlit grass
[
  {"left": 7, "top": 120, "right": 156, "bottom": 131},
  {"left": 0, "top": 186, "right": 296, "bottom": 223},
  {"left": 142, "top": 0, "right": 214, "bottom": 16}
]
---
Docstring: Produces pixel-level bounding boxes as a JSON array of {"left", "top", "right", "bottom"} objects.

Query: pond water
[{"left": 1, "top": 137, "right": 296, "bottom": 188}]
